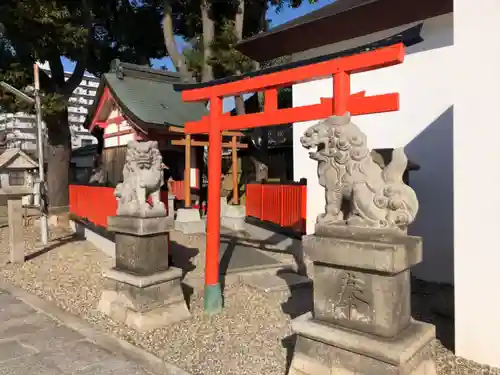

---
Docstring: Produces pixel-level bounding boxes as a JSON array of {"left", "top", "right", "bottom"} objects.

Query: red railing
[
  {"left": 246, "top": 183, "right": 307, "bottom": 233},
  {"left": 169, "top": 180, "right": 185, "bottom": 200},
  {"left": 69, "top": 185, "right": 173, "bottom": 228},
  {"left": 69, "top": 185, "right": 116, "bottom": 228}
]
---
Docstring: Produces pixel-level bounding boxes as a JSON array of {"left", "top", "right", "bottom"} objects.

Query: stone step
[{"left": 241, "top": 271, "right": 312, "bottom": 293}]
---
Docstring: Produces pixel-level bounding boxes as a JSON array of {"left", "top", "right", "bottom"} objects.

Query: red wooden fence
[
  {"left": 246, "top": 183, "right": 307, "bottom": 233},
  {"left": 69, "top": 185, "right": 172, "bottom": 228},
  {"left": 169, "top": 180, "right": 185, "bottom": 201},
  {"left": 70, "top": 183, "right": 307, "bottom": 232}
]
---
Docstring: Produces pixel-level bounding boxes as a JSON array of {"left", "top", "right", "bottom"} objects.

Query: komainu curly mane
[
  {"left": 114, "top": 141, "right": 166, "bottom": 217},
  {"left": 300, "top": 113, "right": 418, "bottom": 232}
]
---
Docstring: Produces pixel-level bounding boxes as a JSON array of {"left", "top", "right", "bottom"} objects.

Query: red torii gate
[{"left": 176, "top": 43, "right": 405, "bottom": 313}]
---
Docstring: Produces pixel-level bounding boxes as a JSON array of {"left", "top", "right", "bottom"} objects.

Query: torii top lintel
[{"left": 179, "top": 43, "right": 405, "bottom": 134}]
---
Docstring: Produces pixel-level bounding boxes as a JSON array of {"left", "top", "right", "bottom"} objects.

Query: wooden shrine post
[
  {"left": 231, "top": 136, "right": 239, "bottom": 204},
  {"left": 184, "top": 134, "right": 192, "bottom": 207},
  {"left": 172, "top": 134, "right": 247, "bottom": 209},
  {"left": 175, "top": 43, "right": 406, "bottom": 313}
]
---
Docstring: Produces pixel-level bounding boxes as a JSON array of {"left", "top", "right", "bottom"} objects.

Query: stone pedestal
[
  {"left": 287, "top": 225, "right": 437, "bottom": 375},
  {"left": 221, "top": 204, "right": 245, "bottom": 231},
  {"left": 108, "top": 216, "right": 173, "bottom": 275},
  {"left": 175, "top": 208, "right": 206, "bottom": 234},
  {"left": 7, "top": 198, "right": 24, "bottom": 264},
  {"left": 167, "top": 194, "right": 175, "bottom": 218},
  {"left": 98, "top": 267, "right": 191, "bottom": 332},
  {"left": 220, "top": 197, "right": 228, "bottom": 217},
  {"left": 99, "top": 215, "right": 191, "bottom": 331},
  {"left": 290, "top": 313, "right": 436, "bottom": 375}
]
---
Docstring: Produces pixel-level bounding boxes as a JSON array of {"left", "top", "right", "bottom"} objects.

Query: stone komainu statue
[
  {"left": 300, "top": 113, "right": 419, "bottom": 232},
  {"left": 114, "top": 140, "right": 166, "bottom": 217}
]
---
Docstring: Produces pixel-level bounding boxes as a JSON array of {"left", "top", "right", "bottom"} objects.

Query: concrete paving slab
[
  {"left": 42, "top": 340, "right": 124, "bottom": 373},
  {"left": 0, "top": 284, "right": 193, "bottom": 375},
  {"left": 0, "top": 352, "right": 64, "bottom": 375},
  {"left": 0, "top": 340, "right": 37, "bottom": 362},
  {"left": 0, "top": 313, "right": 57, "bottom": 339},
  {"left": 16, "top": 326, "right": 85, "bottom": 353}
]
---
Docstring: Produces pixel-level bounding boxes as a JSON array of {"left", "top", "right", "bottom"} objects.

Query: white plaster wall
[
  {"left": 108, "top": 109, "right": 120, "bottom": 119},
  {"left": 104, "top": 137, "right": 119, "bottom": 148},
  {"left": 454, "top": 0, "right": 500, "bottom": 367},
  {"left": 103, "top": 109, "right": 136, "bottom": 148},
  {"left": 119, "top": 133, "right": 134, "bottom": 144},
  {"left": 293, "top": 13, "right": 454, "bottom": 283}
]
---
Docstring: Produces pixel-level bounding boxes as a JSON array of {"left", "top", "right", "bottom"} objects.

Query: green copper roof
[{"left": 90, "top": 61, "right": 207, "bottom": 129}]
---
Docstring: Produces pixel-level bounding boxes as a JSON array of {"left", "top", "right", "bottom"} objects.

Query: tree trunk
[
  {"left": 235, "top": 0, "right": 245, "bottom": 40},
  {"left": 45, "top": 110, "right": 71, "bottom": 210},
  {"left": 233, "top": 0, "right": 268, "bottom": 182},
  {"left": 201, "top": 0, "right": 215, "bottom": 82},
  {"left": 162, "top": 1, "right": 191, "bottom": 80}
]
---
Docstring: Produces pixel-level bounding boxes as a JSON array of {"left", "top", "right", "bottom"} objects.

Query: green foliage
[
  {"left": 0, "top": 0, "right": 166, "bottom": 119},
  {"left": 179, "top": 0, "right": 320, "bottom": 81},
  {"left": 270, "top": 0, "right": 319, "bottom": 14},
  {"left": 183, "top": 37, "right": 204, "bottom": 81},
  {"left": 209, "top": 21, "right": 255, "bottom": 77}
]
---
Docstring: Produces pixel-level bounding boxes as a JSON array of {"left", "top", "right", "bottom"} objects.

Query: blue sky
[{"left": 61, "top": 0, "right": 332, "bottom": 73}]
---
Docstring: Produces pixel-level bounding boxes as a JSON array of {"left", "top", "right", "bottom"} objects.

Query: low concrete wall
[{"left": 69, "top": 220, "right": 116, "bottom": 258}]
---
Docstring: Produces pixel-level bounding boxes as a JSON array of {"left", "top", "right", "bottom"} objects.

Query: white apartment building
[
  {"left": 0, "top": 70, "right": 99, "bottom": 153},
  {"left": 0, "top": 112, "right": 39, "bottom": 153},
  {"left": 66, "top": 72, "right": 100, "bottom": 148}
]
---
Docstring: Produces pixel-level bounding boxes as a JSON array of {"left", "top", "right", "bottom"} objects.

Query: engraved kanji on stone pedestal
[
  {"left": 98, "top": 141, "right": 191, "bottom": 331},
  {"left": 308, "top": 225, "right": 420, "bottom": 338},
  {"left": 287, "top": 114, "right": 437, "bottom": 375}
]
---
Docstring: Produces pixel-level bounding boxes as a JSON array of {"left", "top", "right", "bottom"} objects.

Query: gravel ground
[{"left": 0, "top": 223, "right": 499, "bottom": 375}]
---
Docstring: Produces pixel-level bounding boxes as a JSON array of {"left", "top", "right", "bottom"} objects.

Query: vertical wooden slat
[
  {"left": 242, "top": 182, "right": 307, "bottom": 234},
  {"left": 184, "top": 135, "right": 192, "bottom": 207},
  {"left": 231, "top": 136, "right": 239, "bottom": 204},
  {"left": 300, "top": 185, "right": 307, "bottom": 233},
  {"left": 260, "top": 184, "right": 265, "bottom": 221},
  {"left": 279, "top": 185, "right": 285, "bottom": 227}
]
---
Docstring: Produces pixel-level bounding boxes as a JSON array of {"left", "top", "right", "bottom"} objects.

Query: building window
[{"left": 9, "top": 171, "right": 25, "bottom": 186}]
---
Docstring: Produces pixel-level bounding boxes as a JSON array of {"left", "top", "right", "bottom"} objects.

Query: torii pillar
[{"left": 175, "top": 43, "right": 406, "bottom": 313}]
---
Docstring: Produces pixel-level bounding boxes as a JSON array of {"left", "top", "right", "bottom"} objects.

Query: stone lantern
[{"left": 0, "top": 148, "right": 39, "bottom": 263}]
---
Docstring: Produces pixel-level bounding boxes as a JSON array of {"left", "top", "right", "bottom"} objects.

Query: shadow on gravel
[
  {"left": 169, "top": 241, "right": 199, "bottom": 309},
  {"left": 24, "top": 234, "right": 79, "bottom": 262},
  {"left": 278, "top": 267, "right": 314, "bottom": 375}
]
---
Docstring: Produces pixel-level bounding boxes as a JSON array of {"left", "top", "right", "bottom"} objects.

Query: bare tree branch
[
  {"left": 62, "top": 0, "right": 92, "bottom": 95},
  {"left": 200, "top": 0, "right": 214, "bottom": 82},
  {"left": 234, "top": 0, "right": 244, "bottom": 40},
  {"left": 39, "top": 69, "right": 56, "bottom": 92},
  {"left": 48, "top": 51, "right": 65, "bottom": 86},
  {"left": 234, "top": 0, "right": 246, "bottom": 115},
  {"left": 162, "top": 0, "right": 192, "bottom": 81}
]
